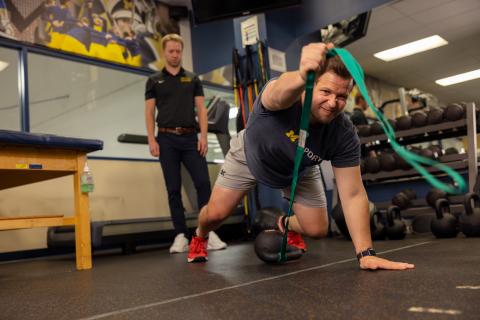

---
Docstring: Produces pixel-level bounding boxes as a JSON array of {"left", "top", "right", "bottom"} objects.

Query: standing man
[
  {"left": 145, "top": 34, "right": 226, "bottom": 253},
  {"left": 187, "top": 42, "right": 414, "bottom": 270},
  {"left": 350, "top": 93, "right": 369, "bottom": 126}
]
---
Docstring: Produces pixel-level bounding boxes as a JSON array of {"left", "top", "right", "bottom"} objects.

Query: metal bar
[
  {"left": 398, "top": 87, "right": 408, "bottom": 115},
  {"left": 466, "top": 102, "right": 477, "bottom": 192},
  {"left": 18, "top": 46, "right": 29, "bottom": 131}
]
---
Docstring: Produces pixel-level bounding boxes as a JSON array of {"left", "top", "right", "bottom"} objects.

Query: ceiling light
[
  {"left": 436, "top": 69, "right": 480, "bottom": 86},
  {"left": 374, "top": 35, "right": 448, "bottom": 61},
  {"left": 0, "top": 61, "right": 8, "bottom": 72}
]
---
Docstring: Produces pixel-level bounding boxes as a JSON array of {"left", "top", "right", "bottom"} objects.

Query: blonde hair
[{"left": 161, "top": 33, "right": 184, "bottom": 49}]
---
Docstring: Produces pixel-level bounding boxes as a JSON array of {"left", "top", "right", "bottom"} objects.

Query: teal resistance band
[{"left": 278, "top": 48, "right": 467, "bottom": 262}]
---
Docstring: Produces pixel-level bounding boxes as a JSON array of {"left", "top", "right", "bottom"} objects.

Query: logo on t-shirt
[
  {"left": 180, "top": 76, "right": 192, "bottom": 83},
  {"left": 285, "top": 130, "right": 322, "bottom": 163},
  {"left": 285, "top": 130, "right": 299, "bottom": 143}
]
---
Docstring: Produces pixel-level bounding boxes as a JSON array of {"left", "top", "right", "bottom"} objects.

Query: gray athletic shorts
[{"left": 215, "top": 130, "right": 327, "bottom": 208}]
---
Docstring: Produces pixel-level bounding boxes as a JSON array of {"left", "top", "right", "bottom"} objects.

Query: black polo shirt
[{"left": 145, "top": 67, "right": 204, "bottom": 128}]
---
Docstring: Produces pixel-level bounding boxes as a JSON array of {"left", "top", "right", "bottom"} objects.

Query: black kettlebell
[
  {"left": 411, "top": 111, "right": 428, "bottom": 127},
  {"left": 427, "top": 107, "right": 444, "bottom": 125},
  {"left": 444, "top": 103, "right": 465, "bottom": 121},
  {"left": 396, "top": 115, "right": 412, "bottom": 130},
  {"left": 254, "top": 230, "right": 303, "bottom": 263},
  {"left": 371, "top": 211, "right": 387, "bottom": 240},
  {"left": 386, "top": 206, "right": 407, "bottom": 240},
  {"left": 333, "top": 201, "right": 377, "bottom": 240},
  {"left": 460, "top": 193, "right": 480, "bottom": 237},
  {"left": 431, "top": 198, "right": 458, "bottom": 238},
  {"left": 426, "top": 189, "right": 448, "bottom": 208},
  {"left": 252, "top": 207, "right": 283, "bottom": 235}
]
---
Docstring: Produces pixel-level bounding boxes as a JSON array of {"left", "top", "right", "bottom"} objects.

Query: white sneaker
[
  {"left": 169, "top": 233, "right": 189, "bottom": 253},
  {"left": 207, "top": 231, "right": 227, "bottom": 250}
]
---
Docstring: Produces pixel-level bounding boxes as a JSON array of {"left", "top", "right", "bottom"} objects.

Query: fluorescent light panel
[
  {"left": 436, "top": 69, "right": 480, "bottom": 86},
  {"left": 374, "top": 35, "right": 448, "bottom": 61},
  {"left": 0, "top": 61, "right": 8, "bottom": 72}
]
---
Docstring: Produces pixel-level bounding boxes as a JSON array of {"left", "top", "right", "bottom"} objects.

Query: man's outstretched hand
[{"left": 359, "top": 256, "right": 415, "bottom": 270}]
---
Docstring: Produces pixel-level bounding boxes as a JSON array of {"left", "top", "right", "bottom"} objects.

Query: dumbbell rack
[{"left": 360, "top": 102, "right": 478, "bottom": 193}]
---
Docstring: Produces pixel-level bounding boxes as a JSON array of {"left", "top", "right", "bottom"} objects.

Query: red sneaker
[
  {"left": 187, "top": 236, "right": 208, "bottom": 263},
  {"left": 276, "top": 216, "right": 307, "bottom": 252},
  {"left": 287, "top": 231, "right": 307, "bottom": 252}
]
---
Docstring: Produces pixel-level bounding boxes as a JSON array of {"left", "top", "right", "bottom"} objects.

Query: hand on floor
[{"left": 359, "top": 256, "right": 415, "bottom": 270}]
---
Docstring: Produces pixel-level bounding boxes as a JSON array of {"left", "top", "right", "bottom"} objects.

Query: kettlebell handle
[
  {"left": 387, "top": 205, "right": 401, "bottom": 226},
  {"left": 463, "top": 192, "right": 480, "bottom": 216},
  {"left": 435, "top": 198, "right": 450, "bottom": 219}
]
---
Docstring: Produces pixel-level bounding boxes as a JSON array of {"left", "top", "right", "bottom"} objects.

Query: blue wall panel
[{"left": 191, "top": 19, "right": 235, "bottom": 74}]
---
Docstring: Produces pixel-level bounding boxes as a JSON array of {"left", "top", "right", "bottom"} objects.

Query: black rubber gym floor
[{"left": 0, "top": 236, "right": 479, "bottom": 320}]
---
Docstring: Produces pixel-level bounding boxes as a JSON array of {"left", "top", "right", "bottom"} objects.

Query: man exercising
[{"left": 188, "top": 42, "right": 415, "bottom": 270}]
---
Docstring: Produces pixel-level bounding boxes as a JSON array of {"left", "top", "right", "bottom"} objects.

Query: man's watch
[{"left": 356, "top": 248, "right": 376, "bottom": 261}]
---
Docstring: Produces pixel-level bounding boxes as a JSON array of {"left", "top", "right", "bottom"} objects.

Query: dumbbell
[
  {"left": 419, "top": 147, "right": 435, "bottom": 160},
  {"left": 427, "top": 107, "right": 444, "bottom": 125},
  {"left": 411, "top": 111, "right": 428, "bottom": 127},
  {"left": 378, "top": 151, "right": 397, "bottom": 171},
  {"left": 357, "top": 125, "right": 371, "bottom": 137},
  {"left": 396, "top": 115, "right": 412, "bottom": 130},
  {"left": 393, "top": 152, "right": 410, "bottom": 170},
  {"left": 360, "top": 159, "right": 366, "bottom": 174},
  {"left": 444, "top": 147, "right": 459, "bottom": 155},
  {"left": 444, "top": 103, "right": 464, "bottom": 121},
  {"left": 427, "top": 145, "right": 443, "bottom": 159},
  {"left": 369, "top": 122, "right": 383, "bottom": 136},
  {"left": 426, "top": 188, "right": 448, "bottom": 208},
  {"left": 369, "top": 119, "right": 397, "bottom": 136},
  {"left": 364, "top": 154, "right": 380, "bottom": 174},
  {"left": 391, "top": 189, "right": 417, "bottom": 210}
]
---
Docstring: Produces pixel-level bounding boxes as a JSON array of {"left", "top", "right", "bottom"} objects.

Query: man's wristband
[{"left": 356, "top": 248, "right": 376, "bottom": 261}]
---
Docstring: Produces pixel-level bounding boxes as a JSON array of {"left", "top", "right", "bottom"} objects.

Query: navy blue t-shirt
[{"left": 244, "top": 90, "right": 360, "bottom": 188}]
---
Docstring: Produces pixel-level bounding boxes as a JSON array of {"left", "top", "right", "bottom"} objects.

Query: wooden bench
[{"left": 0, "top": 130, "right": 103, "bottom": 270}]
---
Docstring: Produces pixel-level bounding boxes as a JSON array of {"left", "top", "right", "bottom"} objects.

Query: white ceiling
[{"left": 346, "top": 0, "right": 480, "bottom": 105}]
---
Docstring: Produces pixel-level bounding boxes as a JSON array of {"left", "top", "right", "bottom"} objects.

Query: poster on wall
[{"left": 0, "top": 0, "right": 180, "bottom": 70}]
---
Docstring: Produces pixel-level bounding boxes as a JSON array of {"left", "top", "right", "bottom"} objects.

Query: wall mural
[{"left": 0, "top": 0, "right": 180, "bottom": 70}]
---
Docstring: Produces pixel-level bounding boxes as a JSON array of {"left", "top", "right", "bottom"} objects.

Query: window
[
  {"left": 0, "top": 47, "right": 20, "bottom": 130},
  {"left": 203, "top": 85, "right": 236, "bottom": 163},
  {"left": 28, "top": 53, "right": 150, "bottom": 159}
]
